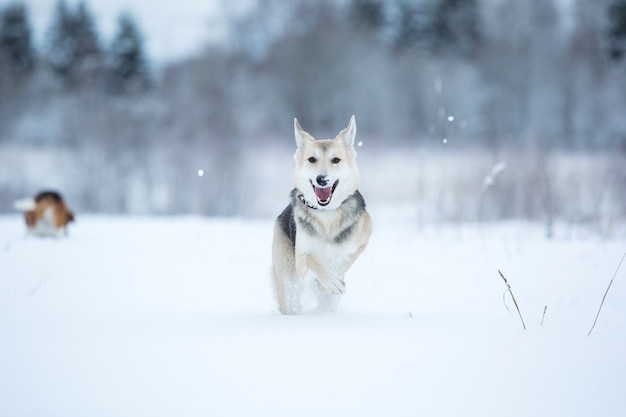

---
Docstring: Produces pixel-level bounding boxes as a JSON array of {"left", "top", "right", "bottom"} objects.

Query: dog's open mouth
[{"left": 312, "top": 180, "right": 339, "bottom": 206}]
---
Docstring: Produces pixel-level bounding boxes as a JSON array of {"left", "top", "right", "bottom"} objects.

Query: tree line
[
  {"left": 0, "top": 0, "right": 150, "bottom": 95},
  {"left": 2, "top": 0, "right": 626, "bottom": 147},
  {"left": 1, "top": 0, "right": 625, "bottom": 219}
]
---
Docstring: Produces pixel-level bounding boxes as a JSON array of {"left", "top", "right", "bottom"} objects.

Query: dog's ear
[
  {"left": 337, "top": 115, "right": 357, "bottom": 148},
  {"left": 294, "top": 118, "right": 314, "bottom": 149}
]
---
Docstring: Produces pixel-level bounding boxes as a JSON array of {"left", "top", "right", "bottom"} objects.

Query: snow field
[{"left": 1, "top": 208, "right": 625, "bottom": 417}]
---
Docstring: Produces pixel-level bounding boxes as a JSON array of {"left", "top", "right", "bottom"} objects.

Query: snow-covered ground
[{"left": 1, "top": 208, "right": 625, "bottom": 417}]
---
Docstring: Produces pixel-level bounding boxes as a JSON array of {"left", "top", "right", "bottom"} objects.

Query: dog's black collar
[{"left": 297, "top": 194, "right": 318, "bottom": 210}]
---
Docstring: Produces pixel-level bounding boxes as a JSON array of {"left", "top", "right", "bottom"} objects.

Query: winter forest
[{"left": 1, "top": 0, "right": 626, "bottom": 232}]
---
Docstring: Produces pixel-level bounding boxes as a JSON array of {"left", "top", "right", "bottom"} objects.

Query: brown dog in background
[{"left": 14, "top": 191, "right": 75, "bottom": 237}]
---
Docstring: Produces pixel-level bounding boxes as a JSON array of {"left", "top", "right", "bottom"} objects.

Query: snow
[{"left": 1, "top": 208, "right": 626, "bottom": 417}]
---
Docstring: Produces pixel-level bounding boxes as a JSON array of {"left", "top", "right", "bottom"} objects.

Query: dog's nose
[{"left": 316, "top": 175, "right": 329, "bottom": 187}]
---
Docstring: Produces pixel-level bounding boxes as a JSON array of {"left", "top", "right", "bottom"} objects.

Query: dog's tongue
[{"left": 314, "top": 186, "right": 332, "bottom": 201}]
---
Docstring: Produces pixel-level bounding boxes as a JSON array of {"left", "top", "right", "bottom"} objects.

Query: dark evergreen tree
[
  {"left": 108, "top": 12, "right": 150, "bottom": 93},
  {"left": 608, "top": 0, "right": 626, "bottom": 60},
  {"left": 349, "top": 0, "right": 385, "bottom": 29},
  {"left": 46, "top": 0, "right": 102, "bottom": 86},
  {"left": 390, "top": 0, "right": 432, "bottom": 52},
  {"left": 46, "top": 0, "right": 71, "bottom": 75},
  {"left": 431, "top": 0, "right": 481, "bottom": 56},
  {"left": 73, "top": 2, "right": 100, "bottom": 64},
  {"left": 388, "top": 0, "right": 481, "bottom": 56},
  {"left": 0, "top": 2, "right": 34, "bottom": 76}
]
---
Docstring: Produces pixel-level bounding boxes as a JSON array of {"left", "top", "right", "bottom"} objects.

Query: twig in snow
[
  {"left": 587, "top": 251, "right": 626, "bottom": 337},
  {"left": 27, "top": 277, "right": 48, "bottom": 297},
  {"left": 498, "top": 269, "right": 526, "bottom": 330},
  {"left": 541, "top": 305, "right": 547, "bottom": 326}
]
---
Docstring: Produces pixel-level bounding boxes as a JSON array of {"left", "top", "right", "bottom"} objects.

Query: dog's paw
[{"left": 317, "top": 274, "right": 345, "bottom": 295}]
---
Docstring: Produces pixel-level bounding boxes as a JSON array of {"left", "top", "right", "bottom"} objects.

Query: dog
[
  {"left": 271, "top": 115, "right": 372, "bottom": 314},
  {"left": 14, "top": 191, "right": 75, "bottom": 237}
]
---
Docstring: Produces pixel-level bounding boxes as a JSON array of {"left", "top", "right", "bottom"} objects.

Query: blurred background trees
[
  {"left": 0, "top": 0, "right": 625, "bottom": 231},
  {"left": 0, "top": 2, "right": 33, "bottom": 77},
  {"left": 107, "top": 12, "right": 151, "bottom": 94},
  {"left": 0, "top": 2, "right": 33, "bottom": 120},
  {"left": 46, "top": 0, "right": 102, "bottom": 88},
  {"left": 608, "top": 0, "right": 626, "bottom": 61}
]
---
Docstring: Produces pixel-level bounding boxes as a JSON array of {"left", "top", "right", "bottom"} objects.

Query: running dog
[
  {"left": 271, "top": 115, "right": 372, "bottom": 314},
  {"left": 14, "top": 191, "right": 75, "bottom": 237}
]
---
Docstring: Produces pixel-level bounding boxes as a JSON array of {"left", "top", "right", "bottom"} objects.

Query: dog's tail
[{"left": 13, "top": 198, "right": 36, "bottom": 211}]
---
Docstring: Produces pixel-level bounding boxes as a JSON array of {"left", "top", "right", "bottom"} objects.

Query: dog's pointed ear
[
  {"left": 294, "top": 118, "right": 314, "bottom": 149},
  {"left": 337, "top": 115, "right": 357, "bottom": 148}
]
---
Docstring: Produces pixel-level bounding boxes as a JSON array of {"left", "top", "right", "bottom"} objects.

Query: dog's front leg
[
  {"left": 339, "top": 212, "right": 373, "bottom": 276},
  {"left": 339, "top": 241, "right": 368, "bottom": 276},
  {"left": 296, "top": 253, "right": 345, "bottom": 294}
]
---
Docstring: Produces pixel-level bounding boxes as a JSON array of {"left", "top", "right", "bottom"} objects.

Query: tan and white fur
[
  {"left": 14, "top": 191, "right": 75, "bottom": 237},
  {"left": 271, "top": 115, "right": 372, "bottom": 314}
]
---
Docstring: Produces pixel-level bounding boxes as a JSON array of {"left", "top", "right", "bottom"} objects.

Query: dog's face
[{"left": 293, "top": 116, "right": 361, "bottom": 210}]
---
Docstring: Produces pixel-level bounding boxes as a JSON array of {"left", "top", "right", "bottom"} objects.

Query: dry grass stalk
[
  {"left": 588, "top": 251, "right": 626, "bottom": 337},
  {"left": 498, "top": 269, "right": 526, "bottom": 330}
]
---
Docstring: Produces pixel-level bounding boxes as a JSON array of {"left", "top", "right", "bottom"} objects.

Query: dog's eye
[
  {"left": 308, "top": 157, "right": 317, "bottom": 163},
  {"left": 331, "top": 157, "right": 341, "bottom": 164}
]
